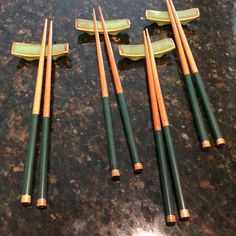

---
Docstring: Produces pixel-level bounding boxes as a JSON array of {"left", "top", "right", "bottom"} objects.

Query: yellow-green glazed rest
[
  {"left": 119, "top": 38, "right": 175, "bottom": 61},
  {"left": 146, "top": 8, "right": 200, "bottom": 26},
  {"left": 75, "top": 18, "right": 130, "bottom": 35},
  {"left": 11, "top": 42, "right": 69, "bottom": 61}
]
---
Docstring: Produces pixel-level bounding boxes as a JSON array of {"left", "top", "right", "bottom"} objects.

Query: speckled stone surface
[{"left": 0, "top": 0, "right": 236, "bottom": 235}]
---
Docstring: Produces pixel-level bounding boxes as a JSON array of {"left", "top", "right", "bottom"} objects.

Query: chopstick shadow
[
  {"left": 118, "top": 54, "right": 172, "bottom": 72},
  {"left": 118, "top": 58, "right": 145, "bottom": 72},
  {"left": 77, "top": 33, "right": 130, "bottom": 45},
  {"left": 16, "top": 59, "right": 39, "bottom": 70},
  {"left": 16, "top": 56, "right": 71, "bottom": 70},
  {"left": 144, "top": 23, "right": 171, "bottom": 35}
]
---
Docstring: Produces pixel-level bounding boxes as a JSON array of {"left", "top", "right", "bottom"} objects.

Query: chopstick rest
[
  {"left": 145, "top": 8, "right": 200, "bottom": 26},
  {"left": 75, "top": 18, "right": 130, "bottom": 35}
]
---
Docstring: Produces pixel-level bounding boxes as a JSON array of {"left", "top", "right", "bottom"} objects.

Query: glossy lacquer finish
[{"left": 0, "top": 0, "right": 235, "bottom": 235}]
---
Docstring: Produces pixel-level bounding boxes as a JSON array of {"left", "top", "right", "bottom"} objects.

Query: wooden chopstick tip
[
  {"left": 143, "top": 31, "right": 146, "bottom": 43},
  {"left": 145, "top": 29, "right": 151, "bottom": 43},
  {"left": 44, "top": 18, "right": 48, "bottom": 26},
  {"left": 92, "top": 8, "right": 95, "bottom": 16},
  {"left": 98, "top": 6, "right": 104, "bottom": 18}
]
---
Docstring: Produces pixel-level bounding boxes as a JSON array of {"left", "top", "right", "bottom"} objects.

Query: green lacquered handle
[
  {"left": 117, "top": 93, "right": 141, "bottom": 165},
  {"left": 193, "top": 72, "right": 223, "bottom": 141},
  {"left": 38, "top": 117, "right": 50, "bottom": 200},
  {"left": 163, "top": 126, "right": 187, "bottom": 211},
  {"left": 22, "top": 114, "right": 39, "bottom": 196},
  {"left": 155, "top": 131, "right": 175, "bottom": 218},
  {"left": 184, "top": 74, "right": 209, "bottom": 143},
  {"left": 102, "top": 97, "right": 119, "bottom": 170}
]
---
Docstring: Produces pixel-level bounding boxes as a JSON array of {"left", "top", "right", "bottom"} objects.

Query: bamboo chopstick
[
  {"left": 21, "top": 19, "right": 48, "bottom": 206},
  {"left": 144, "top": 31, "right": 176, "bottom": 226},
  {"left": 36, "top": 20, "right": 53, "bottom": 209},
  {"left": 93, "top": 9, "right": 120, "bottom": 180},
  {"left": 167, "top": 0, "right": 225, "bottom": 147},
  {"left": 98, "top": 6, "right": 143, "bottom": 173},
  {"left": 145, "top": 29, "right": 190, "bottom": 221},
  {"left": 165, "top": 0, "right": 211, "bottom": 150}
]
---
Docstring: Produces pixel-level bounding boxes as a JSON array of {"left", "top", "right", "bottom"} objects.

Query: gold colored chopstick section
[
  {"left": 145, "top": 29, "right": 169, "bottom": 127},
  {"left": 43, "top": 20, "right": 53, "bottom": 118},
  {"left": 93, "top": 9, "right": 108, "bottom": 98},
  {"left": 167, "top": 0, "right": 198, "bottom": 73},
  {"left": 98, "top": 6, "right": 123, "bottom": 94},
  {"left": 32, "top": 20, "right": 48, "bottom": 115},
  {"left": 143, "top": 32, "right": 161, "bottom": 131}
]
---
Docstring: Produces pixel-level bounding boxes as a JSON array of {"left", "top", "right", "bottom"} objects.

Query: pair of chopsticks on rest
[
  {"left": 93, "top": 7, "right": 143, "bottom": 180},
  {"left": 21, "top": 19, "right": 53, "bottom": 209},
  {"left": 165, "top": 0, "right": 225, "bottom": 149},
  {"left": 144, "top": 29, "right": 189, "bottom": 225}
]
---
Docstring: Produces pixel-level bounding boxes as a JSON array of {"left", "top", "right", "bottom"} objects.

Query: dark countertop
[{"left": 0, "top": 0, "right": 235, "bottom": 235}]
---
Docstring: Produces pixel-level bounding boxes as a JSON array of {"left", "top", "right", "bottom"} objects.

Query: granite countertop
[{"left": 0, "top": 0, "right": 235, "bottom": 235}]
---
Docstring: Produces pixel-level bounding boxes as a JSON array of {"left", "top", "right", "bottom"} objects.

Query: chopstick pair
[
  {"left": 21, "top": 19, "right": 53, "bottom": 209},
  {"left": 144, "top": 29, "right": 190, "bottom": 225},
  {"left": 165, "top": 0, "right": 225, "bottom": 149},
  {"left": 93, "top": 7, "right": 143, "bottom": 179}
]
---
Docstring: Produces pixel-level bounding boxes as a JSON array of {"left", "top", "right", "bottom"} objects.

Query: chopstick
[
  {"left": 37, "top": 20, "right": 53, "bottom": 209},
  {"left": 93, "top": 9, "right": 120, "bottom": 180},
  {"left": 144, "top": 31, "right": 176, "bottom": 226},
  {"left": 165, "top": 0, "right": 211, "bottom": 150},
  {"left": 98, "top": 6, "right": 143, "bottom": 173},
  {"left": 167, "top": 0, "right": 225, "bottom": 147},
  {"left": 21, "top": 19, "right": 48, "bottom": 206},
  {"left": 145, "top": 29, "right": 190, "bottom": 221}
]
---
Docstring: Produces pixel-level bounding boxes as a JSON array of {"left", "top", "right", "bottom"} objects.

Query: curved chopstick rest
[
  {"left": 118, "top": 38, "right": 175, "bottom": 61},
  {"left": 75, "top": 18, "right": 130, "bottom": 35},
  {"left": 11, "top": 42, "right": 69, "bottom": 61},
  {"left": 146, "top": 8, "right": 200, "bottom": 26}
]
